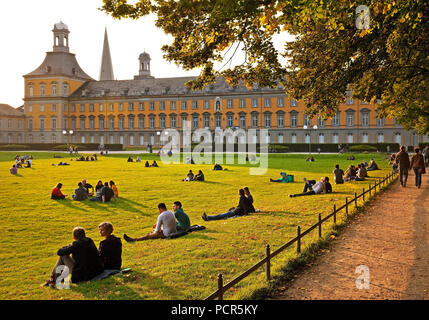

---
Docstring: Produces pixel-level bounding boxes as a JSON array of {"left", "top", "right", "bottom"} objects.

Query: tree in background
[{"left": 100, "top": 0, "right": 429, "bottom": 134}]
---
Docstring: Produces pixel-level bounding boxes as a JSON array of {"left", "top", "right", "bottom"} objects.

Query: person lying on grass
[
  {"left": 98, "top": 222, "right": 122, "bottom": 271},
  {"left": 173, "top": 201, "right": 191, "bottom": 232},
  {"left": 124, "top": 203, "right": 177, "bottom": 242},
  {"left": 289, "top": 177, "right": 331, "bottom": 197},
  {"left": 72, "top": 182, "right": 88, "bottom": 201},
  {"left": 270, "top": 172, "right": 288, "bottom": 183},
  {"left": 51, "top": 183, "right": 67, "bottom": 200},
  {"left": 302, "top": 178, "right": 316, "bottom": 193},
  {"left": 42, "top": 227, "right": 103, "bottom": 288},
  {"left": 202, "top": 188, "right": 252, "bottom": 221}
]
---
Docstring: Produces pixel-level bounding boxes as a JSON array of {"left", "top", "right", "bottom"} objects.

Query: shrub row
[{"left": 0, "top": 143, "right": 123, "bottom": 151}]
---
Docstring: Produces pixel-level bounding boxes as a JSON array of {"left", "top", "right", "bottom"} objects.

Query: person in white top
[
  {"left": 289, "top": 177, "right": 327, "bottom": 197},
  {"left": 123, "top": 203, "right": 177, "bottom": 242}
]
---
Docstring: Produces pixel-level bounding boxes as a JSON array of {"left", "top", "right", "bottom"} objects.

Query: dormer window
[{"left": 63, "top": 83, "right": 69, "bottom": 96}]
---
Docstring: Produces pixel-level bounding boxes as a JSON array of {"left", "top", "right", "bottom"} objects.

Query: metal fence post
[
  {"left": 345, "top": 197, "right": 349, "bottom": 217},
  {"left": 297, "top": 226, "right": 301, "bottom": 254},
  {"left": 266, "top": 245, "right": 271, "bottom": 281},
  {"left": 369, "top": 184, "right": 371, "bottom": 197},
  {"left": 218, "top": 274, "right": 224, "bottom": 300},
  {"left": 363, "top": 188, "right": 365, "bottom": 202},
  {"left": 333, "top": 204, "right": 337, "bottom": 224},
  {"left": 354, "top": 192, "right": 358, "bottom": 208},
  {"left": 318, "top": 214, "right": 322, "bottom": 238}
]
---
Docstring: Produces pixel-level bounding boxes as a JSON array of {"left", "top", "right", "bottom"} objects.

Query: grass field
[{"left": 0, "top": 151, "right": 392, "bottom": 300}]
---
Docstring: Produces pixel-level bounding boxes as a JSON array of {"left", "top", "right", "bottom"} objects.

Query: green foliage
[
  {"left": 100, "top": 0, "right": 429, "bottom": 134},
  {"left": 0, "top": 144, "right": 30, "bottom": 150},
  {"left": 350, "top": 144, "right": 378, "bottom": 152}
]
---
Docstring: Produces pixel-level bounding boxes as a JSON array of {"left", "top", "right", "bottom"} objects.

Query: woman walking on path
[{"left": 410, "top": 147, "right": 426, "bottom": 189}]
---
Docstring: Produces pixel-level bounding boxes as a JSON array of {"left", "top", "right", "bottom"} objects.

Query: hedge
[
  {"left": 188, "top": 142, "right": 399, "bottom": 153},
  {"left": 0, "top": 143, "right": 123, "bottom": 151}
]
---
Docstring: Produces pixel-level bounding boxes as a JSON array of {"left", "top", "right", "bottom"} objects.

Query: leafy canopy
[{"left": 100, "top": 0, "right": 429, "bottom": 134}]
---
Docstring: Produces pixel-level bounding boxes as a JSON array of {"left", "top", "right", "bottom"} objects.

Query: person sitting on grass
[
  {"left": 173, "top": 201, "right": 191, "bottom": 232},
  {"left": 25, "top": 159, "right": 32, "bottom": 168},
  {"left": 243, "top": 187, "right": 256, "bottom": 213},
  {"left": 127, "top": 156, "right": 133, "bottom": 163},
  {"left": 51, "top": 183, "right": 67, "bottom": 200},
  {"left": 82, "top": 179, "right": 94, "bottom": 196},
  {"left": 183, "top": 170, "right": 194, "bottom": 181},
  {"left": 42, "top": 227, "right": 103, "bottom": 288},
  {"left": 90, "top": 182, "right": 113, "bottom": 202},
  {"left": 347, "top": 155, "right": 356, "bottom": 160},
  {"left": 194, "top": 170, "right": 205, "bottom": 181},
  {"left": 270, "top": 172, "right": 288, "bottom": 183},
  {"left": 289, "top": 177, "right": 327, "bottom": 197},
  {"left": 136, "top": 156, "right": 141, "bottom": 163},
  {"left": 145, "top": 161, "right": 150, "bottom": 167},
  {"left": 324, "top": 177, "right": 332, "bottom": 193},
  {"left": 360, "top": 162, "right": 368, "bottom": 177},
  {"left": 367, "top": 159, "right": 379, "bottom": 171},
  {"left": 109, "top": 180, "right": 118, "bottom": 200},
  {"left": 72, "top": 182, "right": 88, "bottom": 201},
  {"left": 355, "top": 164, "right": 366, "bottom": 181},
  {"left": 202, "top": 189, "right": 252, "bottom": 221},
  {"left": 98, "top": 222, "right": 122, "bottom": 271},
  {"left": 343, "top": 165, "right": 357, "bottom": 182},
  {"left": 10, "top": 164, "right": 18, "bottom": 175},
  {"left": 303, "top": 178, "right": 316, "bottom": 192},
  {"left": 333, "top": 164, "right": 344, "bottom": 184},
  {"left": 151, "top": 160, "right": 159, "bottom": 167},
  {"left": 15, "top": 160, "right": 22, "bottom": 168},
  {"left": 213, "top": 163, "right": 223, "bottom": 171},
  {"left": 124, "top": 203, "right": 177, "bottom": 242}
]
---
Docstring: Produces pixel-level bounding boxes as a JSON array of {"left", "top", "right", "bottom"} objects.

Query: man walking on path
[{"left": 396, "top": 146, "right": 410, "bottom": 187}]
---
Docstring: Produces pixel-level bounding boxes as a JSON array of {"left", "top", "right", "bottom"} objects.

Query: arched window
[{"left": 28, "top": 83, "right": 34, "bottom": 97}]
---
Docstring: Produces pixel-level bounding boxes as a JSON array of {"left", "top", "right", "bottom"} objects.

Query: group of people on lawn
[
  {"left": 51, "top": 179, "right": 118, "bottom": 202},
  {"left": 10, "top": 155, "right": 33, "bottom": 174},
  {"left": 127, "top": 156, "right": 159, "bottom": 167},
  {"left": 182, "top": 170, "right": 205, "bottom": 181}
]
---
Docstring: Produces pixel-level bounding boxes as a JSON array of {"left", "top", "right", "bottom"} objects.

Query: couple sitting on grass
[
  {"left": 289, "top": 177, "right": 332, "bottom": 197},
  {"left": 343, "top": 163, "right": 368, "bottom": 182},
  {"left": 124, "top": 201, "right": 191, "bottom": 242},
  {"left": 202, "top": 187, "right": 256, "bottom": 221},
  {"left": 42, "top": 222, "right": 122, "bottom": 289},
  {"left": 182, "top": 170, "right": 204, "bottom": 181}
]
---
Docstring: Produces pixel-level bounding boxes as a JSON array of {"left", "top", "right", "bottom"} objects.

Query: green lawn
[{"left": 0, "top": 151, "right": 392, "bottom": 300}]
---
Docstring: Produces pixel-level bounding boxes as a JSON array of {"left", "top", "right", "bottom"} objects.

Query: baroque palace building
[{"left": 1, "top": 22, "right": 427, "bottom": 147}]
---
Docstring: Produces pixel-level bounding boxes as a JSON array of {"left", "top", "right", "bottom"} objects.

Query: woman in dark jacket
[
  {"left": 202, "top": 189, "right": 251, "bottom": 221},
  {"left": 243, "top": 187, "right": 256, "bottom": 213},
  {"left": 410, "top": 147, "right": 426, "bottom": 188}
]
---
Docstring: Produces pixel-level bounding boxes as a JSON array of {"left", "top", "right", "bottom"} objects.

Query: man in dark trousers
[
  {"left": 98, "top": 222, "right": 122, "bottom": 270},
  {"left": 43, "top": 227, "right": 103, "bottom": 288},
  {"left": 396, "top": 145, "right": 410, "bottom": 187}
]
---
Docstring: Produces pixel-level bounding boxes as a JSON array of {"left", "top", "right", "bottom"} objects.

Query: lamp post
[
  {"left": 156, "top": 131, "right": 161, "bottom": 148},
  {"left": 303, "top": 125, "right": 318, "bottom": 154},
  {"left": 62, "top": 129, "right": 74, "bottom": 145}
]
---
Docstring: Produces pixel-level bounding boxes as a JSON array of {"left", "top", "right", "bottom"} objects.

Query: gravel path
[{"left": 270, "top": 171, "right": 429, "bottom": 300}]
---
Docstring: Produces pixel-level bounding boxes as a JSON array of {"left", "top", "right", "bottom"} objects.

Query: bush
[
  {"left": 350, "top": 144, "right": 378, "bottom": 152},
  {"left": 0, "top": 144, "right": 30, "bottom": 150}
]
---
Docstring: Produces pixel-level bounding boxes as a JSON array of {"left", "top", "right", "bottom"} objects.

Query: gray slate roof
[
  {"left": 24, "top": 52, "right": 94, "bottom": 80},
  {"left": 70, "top": 76, "right": 283, "bottom": 98}
]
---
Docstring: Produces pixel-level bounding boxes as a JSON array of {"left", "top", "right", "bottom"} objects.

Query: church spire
[{"left": 99, "top": 28, "right": 114, "bottom": 81}]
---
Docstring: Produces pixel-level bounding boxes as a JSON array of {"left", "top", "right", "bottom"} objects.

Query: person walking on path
[
  {"left": 396, "top": 145, "right": 410, "bottom": 187},
  {"left": 410, "top": 147, "right": 426, "bottom": 189}
]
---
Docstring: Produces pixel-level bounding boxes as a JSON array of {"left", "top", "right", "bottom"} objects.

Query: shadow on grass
[
  {"left": 71, "top": 270, "right": 185, "bottom": 300},
  {"left": 56, "top": 199, "right": 90, "bottom": 212}
]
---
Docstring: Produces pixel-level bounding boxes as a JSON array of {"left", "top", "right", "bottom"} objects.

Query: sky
[{"left": 0, "top": 0, "right": 290, "bottom": 109}]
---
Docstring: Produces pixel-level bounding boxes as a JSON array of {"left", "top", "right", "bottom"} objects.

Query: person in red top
[{"left": 51, "top": 183, "right": 67, "bottom": 200}]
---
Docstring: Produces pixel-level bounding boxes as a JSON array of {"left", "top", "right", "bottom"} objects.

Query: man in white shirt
[
  {"left": 123, "top": 203, "right": 177, "bottom": 242},
  {"left": 289, "top": 177, "right": 326, "bottom": 197}
]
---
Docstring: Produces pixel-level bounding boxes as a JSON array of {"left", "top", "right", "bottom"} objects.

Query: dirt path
[{"left": 270, "top": 171, "right": 429, "bottom": 300}]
